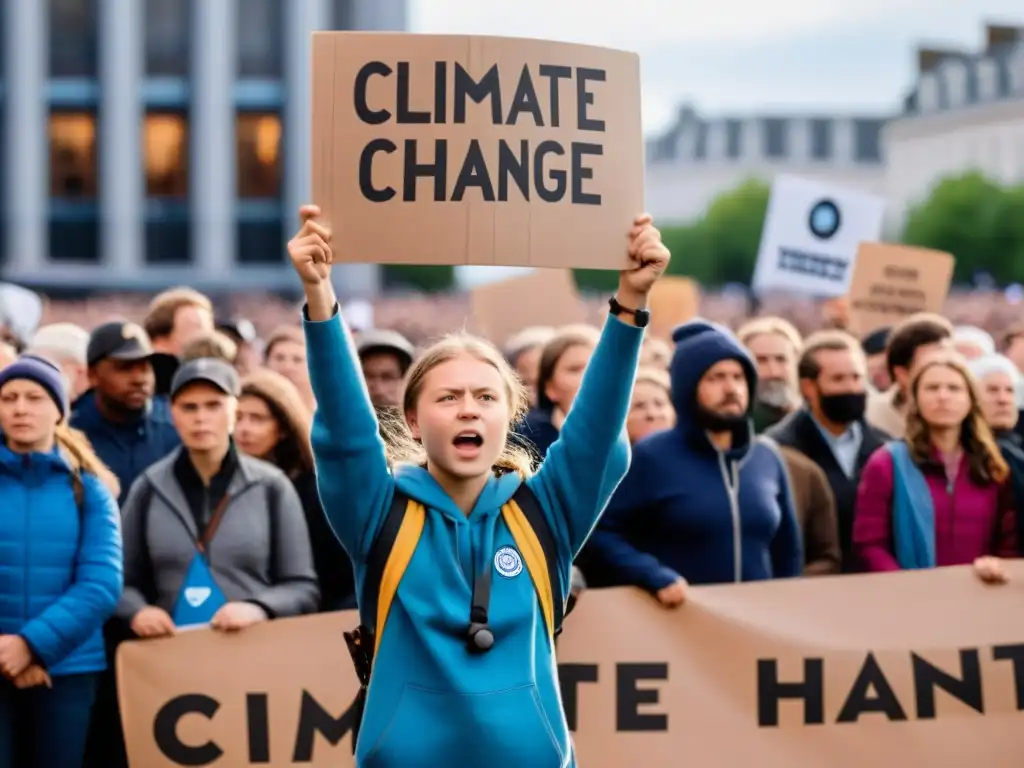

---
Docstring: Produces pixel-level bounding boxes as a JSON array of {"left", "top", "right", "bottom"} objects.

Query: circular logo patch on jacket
[{"left": 494, "top": 546, "right": 523, "bottom": 578}]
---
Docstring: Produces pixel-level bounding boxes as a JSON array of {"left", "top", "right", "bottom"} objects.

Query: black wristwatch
[{"left": 608, "top": 296, "right": 650, "bottom": 328}]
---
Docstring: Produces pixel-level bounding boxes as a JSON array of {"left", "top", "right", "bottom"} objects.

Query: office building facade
[{"left": 0, "top": 0, "right": 406, "bottom": 294}]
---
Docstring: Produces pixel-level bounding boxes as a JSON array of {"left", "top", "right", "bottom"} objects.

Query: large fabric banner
[{"left": 117, "top": 564, "right": 1024, "bottom": 766}]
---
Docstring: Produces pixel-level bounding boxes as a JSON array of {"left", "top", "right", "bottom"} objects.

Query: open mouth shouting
[{"left": 452, "top": 429, "right": 484, "bottom": 459}]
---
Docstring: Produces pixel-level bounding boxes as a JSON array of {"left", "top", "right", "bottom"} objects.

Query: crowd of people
[{"left": 0, "top": 215, "right": 1019, "bottom": 764}]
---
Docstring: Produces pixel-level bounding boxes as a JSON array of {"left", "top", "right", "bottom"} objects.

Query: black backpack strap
[
  {"left": 265, "top": 480, "right": 280, "bottom": 583},
  {"left": 343, "top": 488, "right": 411, "bottom": 754},
  {"left": 511, "top": 484, "right": 565, "bottom": 635},
  {"left": 359, "top": 489, "right": 411, "bottom": 635}
]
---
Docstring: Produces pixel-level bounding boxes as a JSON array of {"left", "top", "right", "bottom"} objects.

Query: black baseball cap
[
  {"left": 87, "top": 321, "right": 154, "bottom": 367},
  {"left": 170, "top": 357, "right": 241, "bottom": 401}
]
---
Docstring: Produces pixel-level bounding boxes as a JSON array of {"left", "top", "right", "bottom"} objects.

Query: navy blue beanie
[{"left": 0, "top": 355, "right": 69, "bottom": 422}]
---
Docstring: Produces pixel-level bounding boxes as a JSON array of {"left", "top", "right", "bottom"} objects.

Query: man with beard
[
  {"left": 737, "top": 317, "right": 803, "bottom": 433},
  {"left": 578, "top": 320, "right": 802, "bottom": 600},
  {"left": 767, "top": 330, "right": 889, "bottom": 570},
  {"left": 70, "top": 321, "right": 181, "bottom": 505}
]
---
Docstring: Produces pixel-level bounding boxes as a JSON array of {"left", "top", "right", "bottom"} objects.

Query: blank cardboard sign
[
  {"left": 470, "top": 269, "right": 585, "bottom": 346},
  {"left": 846, "top": 243, "right": 955, "bottom": 335},
  {"left": 311, "top": 33, "right": 644, "bottom": 271},
  {"left": 647, "top": 276, "right": 700, "bottom": 339}
]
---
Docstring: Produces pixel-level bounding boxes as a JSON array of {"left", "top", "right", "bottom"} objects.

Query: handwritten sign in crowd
[{"left": 118, "top": 564, "right": 1024, "bottom": 767}]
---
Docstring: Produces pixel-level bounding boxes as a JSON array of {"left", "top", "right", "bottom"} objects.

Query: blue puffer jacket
[{"left": 0, "top": 441, "right": 124, "bottom": 676}]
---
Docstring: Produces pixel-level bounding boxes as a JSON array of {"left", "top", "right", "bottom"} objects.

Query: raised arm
[
  {"left": 527, "top": 214, "right": 670, "bottom": 570},
  {"left": 290, "top": 205, "right": 394, "bottom": 562}
]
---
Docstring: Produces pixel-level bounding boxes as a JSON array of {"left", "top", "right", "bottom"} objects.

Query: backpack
[{"left": 343, "top": 483, "right": 566, "bottom": 748}]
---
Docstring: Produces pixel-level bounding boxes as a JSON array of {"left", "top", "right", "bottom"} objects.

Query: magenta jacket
[{"left": 853, "top": 445, "right": 1018, "bottom": 571}]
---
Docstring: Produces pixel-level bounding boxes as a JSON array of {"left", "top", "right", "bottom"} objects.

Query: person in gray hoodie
[{"left": 116, "top": 357, "right": 319, "bottom": 636}]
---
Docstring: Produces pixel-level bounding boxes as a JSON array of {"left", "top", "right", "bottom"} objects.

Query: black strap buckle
[{"left": 344, "top": 625, "right": 374, "bottom": 687}]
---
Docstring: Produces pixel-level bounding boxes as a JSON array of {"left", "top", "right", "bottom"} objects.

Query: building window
[
  {"left": 810, "top": 119, "right": 832, "bottom": 160},
  {"left": 49, "top": 112, "right": 97, "bottom": 198},
  {"left": 237, "top": 113, "right": 282, "bottom": 199},
  {"left": 145, "top": 0, "right": 189, "bottom": 76},
  {"left": 725, "top": 119, "right": 742, "bottom": 159},
  {"left": 145, "top": 205, "right": 190, "bottom": 265},
  {"left": 854, "top": 119, "right": 883, "bottom": 163},
  {"left": 763, "top": 118, "right": 788, "bottom": 159},
  {"left": 49, "top": 213, "right": 99, "bottom": 263},
  {"left": 145, "top": 112, "right": 188, "bottom": 197},
  {"left": 238, "top": 0, "right": 283, "bottom": 78},
  {"left": 238, "top": 218, "right": 285, "bottom": 265},
  {"left": 49, "top": 0, "right": 98, "bottom": 78}
]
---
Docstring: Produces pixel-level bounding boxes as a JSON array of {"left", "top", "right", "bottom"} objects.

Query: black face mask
[
  {"left": 819, "top": 391, "right": 866, "bottom": 425},
  {"left": 693, "top": 405, "right": 747, "bottom": 433}
]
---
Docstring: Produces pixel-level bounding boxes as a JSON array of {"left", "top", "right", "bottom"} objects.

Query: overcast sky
[{"left": 410, "top": 1, "right": 1024, "bottom": 136}]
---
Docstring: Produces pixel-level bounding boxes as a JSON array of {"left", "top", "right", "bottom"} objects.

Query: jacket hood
[
  {"left": 393, "top": 463, "right": 522, "bottom": 524},
  {"left": 669, "top": 319, "right": 758, "bottom": 452}
]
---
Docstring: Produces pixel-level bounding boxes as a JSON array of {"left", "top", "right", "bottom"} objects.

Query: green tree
[
  {"left": 900, "top": 172, "right": 1024, "bottom": 283},
  {"left": 574, "top": 178, "right": 769, "bottom": 291},
  {"left": 698, "top": 178, "right": 770, "bottom": 284}
]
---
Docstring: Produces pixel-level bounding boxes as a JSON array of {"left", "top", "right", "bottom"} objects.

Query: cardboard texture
[
  {"left": 311, "top": 33, "right": 644, "bottom": 271},
  {"left": 846, "top": 243, "right": 955, "bottom": 335},
  {"left": 469, "top": 268, "right": 585, "bottom": 345},
  {"left": 119, "top": 565, "right": 1024, "bottom": 766},
  {"left": 646, "top": 276, "right": 699, "bottom": 339}
]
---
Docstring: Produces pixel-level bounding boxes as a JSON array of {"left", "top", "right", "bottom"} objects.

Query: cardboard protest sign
[
  {"left": 752, "top": 175, "right": 886, "bottom": 298},
  {"left": 646, "top": 276, "right": 699, "bottom": 339},
  {"left": 119, "top": 564, "right": 1024, "bottom": 766},
  {"left": 846, "top": 243, "right": 954, "bottom": 335},
  {"left": 311, "top": 33, "right": 644, "bottom": 271},
  {"left": 469, "top": 268, "right": 585, "bottom": 345}
]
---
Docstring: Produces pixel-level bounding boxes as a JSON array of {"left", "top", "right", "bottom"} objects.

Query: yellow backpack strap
[
  {"left": 501, "top": 484, "right": 563, "bottom": 639},
  {"left": 359, "top": 491, "right": 426, "bottom": 657}
]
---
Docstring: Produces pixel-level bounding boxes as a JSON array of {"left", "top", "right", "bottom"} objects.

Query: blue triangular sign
[{"left": 172, "top": 553, "right": 228, "bottom": 628}]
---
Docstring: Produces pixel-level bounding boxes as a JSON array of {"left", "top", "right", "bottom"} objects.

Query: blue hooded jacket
[
  {"left": 303, "top": 305, "right": 641, "bottom": 768},
  {"left": 0, "top": 442, "right": 123, "bottom": 675},
  {"left": 579, "top": 319, "right": 802, "bottom": 591}
]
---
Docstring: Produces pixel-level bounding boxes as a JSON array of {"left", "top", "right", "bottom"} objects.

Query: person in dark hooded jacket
[{"left": 578, "top": 319, "right": 803, "bottom": 600}]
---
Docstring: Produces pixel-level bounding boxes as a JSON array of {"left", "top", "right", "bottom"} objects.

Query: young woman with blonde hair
[
  {"left": 289, "top": 204, "right": 669, "bottom": 767},
  {"left": 854, "top": 351, "right": 1018, "bottom": 571},
  {"left": 0, "top": 355, "right": 122, "bottom": 767}
]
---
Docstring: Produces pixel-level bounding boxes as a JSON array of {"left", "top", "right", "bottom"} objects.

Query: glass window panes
[
  {"left": 145, "top": 0, "right": 189, "bottom": 76},
  {"left": 49, "top": 216, "right": 99, "bottom": 263},
  {"left": 49, "top": 0, "right": 98, "bottom": 78},
  {"left": 145, "top": 212, "right": 190, "bottom": 264},
  {"left": 238, "top": 219, "right": 285, "bottom": 264},
  {"left": 237, "top": 0, "right": 283, "bottom": 78},
  {"left": 763, "top": 119, "right": 787, "bottom": 159},
  {"left": 236, "top": 113, "right": 282, "bottom": 198},
  {"left": 810, "top": 119, "right": 832, "bottom": 160},
  {"left": 725, "top": 120, "right": 742, "bottom": 159},
  {"left": 854, "top": 119, "right": 883, "bottom": 163},
  {"left": 49, "top": 112, "right": 97, "bottom": 198},
  {"left": 145, "top": 112, "right": 189, "bottom": 197}
]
